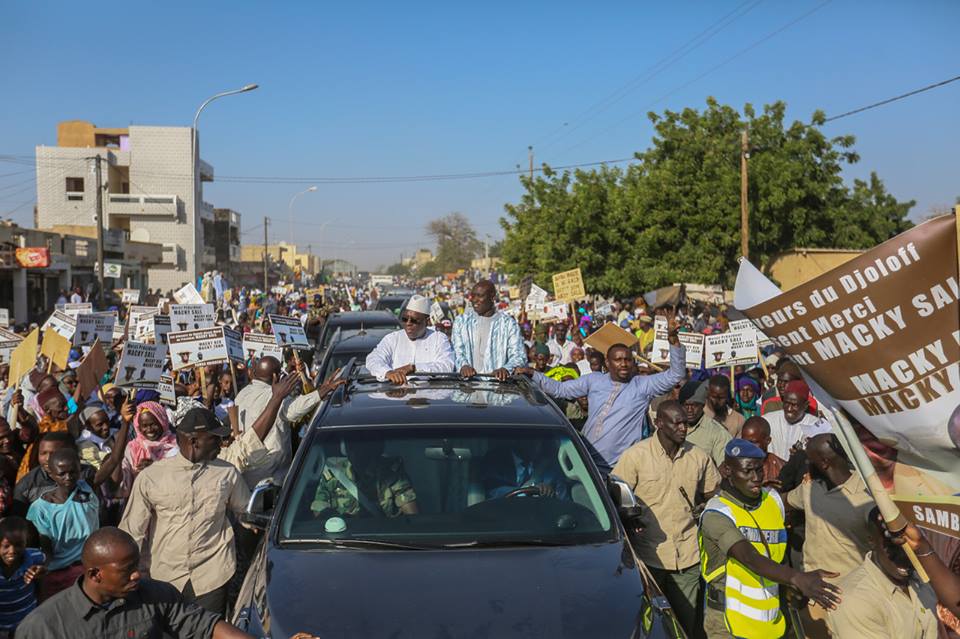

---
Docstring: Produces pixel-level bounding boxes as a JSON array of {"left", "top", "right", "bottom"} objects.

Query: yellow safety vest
[{"left": 699, "top": 489, "right": 787, "bottom": 638}]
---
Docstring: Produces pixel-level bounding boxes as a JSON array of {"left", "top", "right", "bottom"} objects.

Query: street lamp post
[
  {"left": 288, "top": 186, "right": 317, "bottom": 246},
  {"left": 192, "top": 83, "right": 258, "bottom": 283}
]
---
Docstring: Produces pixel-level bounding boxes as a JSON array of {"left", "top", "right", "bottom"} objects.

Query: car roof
[
  {"left": 315, "top": 374, "right": 569, "bottom": 428},
  {"left": 327, "top": 331, "right": 390, "bottom": 352},
  {"left": 326, "top": 311, "right": 399, "bottom": 326}
]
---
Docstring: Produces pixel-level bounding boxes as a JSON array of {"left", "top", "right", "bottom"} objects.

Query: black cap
[{"left": 177, "top": 407, "right": 231, "bottom": 437}]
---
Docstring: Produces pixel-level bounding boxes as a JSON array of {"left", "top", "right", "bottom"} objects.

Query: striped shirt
[{"left": 0, "top": 548, "right": 44, "bottom": 630}]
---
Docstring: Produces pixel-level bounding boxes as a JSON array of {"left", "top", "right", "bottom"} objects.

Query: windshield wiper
[
  {"left": 282, "top": 538, "right": 432, "bottom": 550},
  {"left": 442, "top": 539, "right": 571, "bottom": 548}
]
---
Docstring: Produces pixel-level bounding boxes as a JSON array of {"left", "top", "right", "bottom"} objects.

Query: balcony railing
[{"left": 107, "top": 194, "right": 180, "bottom": 217}]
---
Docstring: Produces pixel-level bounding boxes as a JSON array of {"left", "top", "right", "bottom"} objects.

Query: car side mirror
[
  {"left": 608, "top": 474, "right": 644, "bottom": 532},
  {"left": 244, "top": 478, "right": 279, "bottom": 530}
]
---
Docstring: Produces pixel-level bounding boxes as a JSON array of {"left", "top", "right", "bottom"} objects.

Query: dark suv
[{"left": 235, "top": 369, "right": 683, "bottom": 639}]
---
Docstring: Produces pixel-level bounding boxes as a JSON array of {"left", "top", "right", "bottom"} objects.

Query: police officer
[{"left": 698, "top": 439, "right": 842, "bottom": 638}]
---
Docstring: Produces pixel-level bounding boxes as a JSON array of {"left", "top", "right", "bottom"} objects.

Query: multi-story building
[
  {"left": 212, "top": 208, "right": 242, "bottom": 278},
  {"left": 239, "top": 241, "right": 320, "bottom": 281},
  {"left": 35, "top": 120, "right": 236, "bottom": 293},
  {"left": 0, "top": 221, "right": 164, "bottom": 324}
]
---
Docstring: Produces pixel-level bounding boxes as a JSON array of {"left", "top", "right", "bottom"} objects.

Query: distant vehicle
[
  {"left": 313, "top": 310, "right": 400, "bottom": 357},
  {"left": 369, "top": 274, "right": 393, "bottom": 286},
  {"left": 372, "top": 294, "right": 411, "bottom": 316},
  {"left": 236, "top": 369, "right": 683, "bottom": 639}
]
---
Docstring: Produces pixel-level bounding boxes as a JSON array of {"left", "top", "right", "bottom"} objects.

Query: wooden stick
[
  {"left": 633, "top": 353, "right": 664, "bottom": 372},
  {"left": 825, "top": 406, "right": 930, "bottom": 582},
  {"left": 729, "top": 365, "right": 736, "bottom": 398},
  {"left": 757, "top": 347, "right": 769, "bottom": 379},
  {"left": 291, "top": 348, "right": 311, "bottom": 392},
  {"left": 229, "top": 360, "right": 239, "bottom": 400}
]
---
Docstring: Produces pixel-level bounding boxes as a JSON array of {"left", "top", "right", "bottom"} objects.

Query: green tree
[
  {"left": 500, "top": 98, "right": 914, "bottom": 295},
  {"left": 427, "top": 212, "right": 482, "bottom": 272}
]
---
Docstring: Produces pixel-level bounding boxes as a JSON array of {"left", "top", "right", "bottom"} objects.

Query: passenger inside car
[
  {"left": 478, "top": 438, "right": 571, "bottom": 500},
  {"left": 310, "top": 438, "right": 419, "bottom": 518}
]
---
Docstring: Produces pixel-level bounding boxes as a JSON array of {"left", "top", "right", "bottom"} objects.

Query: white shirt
[
  {"left": 234, "top": 379, "right": 322, "bottom": 488},
  {"left": 547, "top": 339, "right": 577, "bottom": 367},
  {"left": 765, "top": 410, "right": 832, "bottom": 460},
  {"left": 69, "top": 293, "right": 83, "bottom": 303},
  {"left": 366, "top": 328, "right": 456, "bottom": 381}
]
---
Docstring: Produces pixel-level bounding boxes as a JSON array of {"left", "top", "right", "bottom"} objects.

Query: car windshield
[
  {"left": 320, "top": 325, "right": 394, "bottom": 352},
  {"left": 278, "top": 426, "right": 615, "bottom": 546}
]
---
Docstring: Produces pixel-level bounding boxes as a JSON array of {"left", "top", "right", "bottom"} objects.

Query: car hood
[{"left": 263, "top": 540, "right": 646, "bottom": 639}]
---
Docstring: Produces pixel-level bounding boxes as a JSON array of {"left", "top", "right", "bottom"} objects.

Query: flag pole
[{"left": 824, "top": 406, "right": 929, "bottom": 582}]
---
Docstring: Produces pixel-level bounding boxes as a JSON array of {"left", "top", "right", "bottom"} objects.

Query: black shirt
[{"left": 16, "top": 577, "right": 221, "bottom": 639}]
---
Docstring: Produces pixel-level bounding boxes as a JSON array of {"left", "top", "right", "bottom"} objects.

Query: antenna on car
[{"left": 330, "top": 356, "right": 358, "bottom": 407}]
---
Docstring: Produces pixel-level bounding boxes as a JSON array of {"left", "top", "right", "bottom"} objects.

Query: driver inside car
[
  {"left": 480, "top": 438, "right": 570, "bottom": 500},
  {"left": 310, "top": 438, "right": 419, "bottom": 518}
]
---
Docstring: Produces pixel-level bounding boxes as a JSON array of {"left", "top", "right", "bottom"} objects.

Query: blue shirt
[
  {"left": 27, "top": 481, "right": 99, "bottom": 570},
  {"left": 0, "top": 547, "right": 44, "bottom": 630},
  {"left": 533, "top": 345, "right": 686, "bottom": 471}
]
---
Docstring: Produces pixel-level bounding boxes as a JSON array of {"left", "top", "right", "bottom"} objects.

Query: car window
[
  {"left": 321, "top": 354, "right": 369, "bottom": 380},
  {"left": 279, "top": 426, "right": 614, "bottom": 546},
  {"left": 375, "top": 298, "right": 406, "bottom": 316},
  {"left": 320, "top": 325, "right": 394, "bottom": 352}
]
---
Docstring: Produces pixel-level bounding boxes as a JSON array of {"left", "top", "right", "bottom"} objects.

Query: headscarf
[
  {"left": 134, "top": 389, "right": 161, "bottom": 405},
  {"left": 127, "top": 401, "right": 177, "bottom": 469},
  {"left": 735, "top": 375, "right": 761, "bottom": 418}
]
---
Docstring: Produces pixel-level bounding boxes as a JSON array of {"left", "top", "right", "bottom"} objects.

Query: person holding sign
[
  {"left": 452, "top": 280, "right": 526, "bottom": 382},
  {"left": 366, "top": 295, "right": 455, "bottom": 385},
  {"left": 516, "top": 322, "right": 686, "bottom": 472},
  {"left": 826, "top": 507, "right": 939, "bottom": 639}
]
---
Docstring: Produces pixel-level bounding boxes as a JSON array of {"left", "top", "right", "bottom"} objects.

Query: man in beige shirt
[
  {"left": 786, "top": 433, "right": 873, "bottom": 638},
  {"left": 679, "top": 381, "right": 732, "bottom": 468},
  {"left": 613, "top": 399, "right": 720, "bottom": 639},
  {"left": 827, "top": 506, "right": 939, "bottom": 638},
  {"left": 704, "top": 374, "right": 745, "bottom": 437},
  {"left": 121, "top": 407, "right": 252, "bottom": 617}
]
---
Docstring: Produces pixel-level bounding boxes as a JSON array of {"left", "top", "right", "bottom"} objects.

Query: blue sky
[{"left": 1, "top": 0, "right": 957, "bottom": 269}]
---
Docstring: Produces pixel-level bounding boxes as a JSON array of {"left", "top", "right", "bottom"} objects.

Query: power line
[
  {"left": 534, "top": 0, "right": 764, "bottom": 154},
  {"left": 0, "top": 154, "right": 635, "bottom": 185},
  {"left": 551, "top": 0, "right": 833, "bottom": 158},
  {"left": 823, "top": 74, "right": 960, "bottom": 123}
]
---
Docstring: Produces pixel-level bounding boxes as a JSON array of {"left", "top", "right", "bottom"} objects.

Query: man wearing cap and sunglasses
[
  {"left": 120, "top": 407, "right": 255, "bottom": 617},
  {"left": 366, "top": 294, "right": 455, "bottom": 385}
]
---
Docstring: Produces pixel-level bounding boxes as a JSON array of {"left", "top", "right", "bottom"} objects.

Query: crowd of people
[{"left": 0, "top": 273, "right": 956, "bottom": 638}]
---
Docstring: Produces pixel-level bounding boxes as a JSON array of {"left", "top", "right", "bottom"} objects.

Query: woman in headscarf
[
  {"left": 121, "top": 401, "right": 178, "bottom": 495},
  {"left": 735, "top": 374, "right": 762, "bottom": 419}
]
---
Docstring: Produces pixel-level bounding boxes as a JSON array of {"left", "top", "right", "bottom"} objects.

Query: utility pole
[
  {"left": 528, "top": 145, "right": 534, "bottom": 179},
  {"left": 740, "top": 129, "right": 750, "bottom": 260},
  {"left": 92, "top": 155, "right": 105, "bottom": 307},
  {"left": 263, "top": 217, "right": 269, "bottom": 292}
]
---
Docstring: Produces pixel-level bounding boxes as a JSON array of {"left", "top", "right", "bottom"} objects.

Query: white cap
[{"left": 406, "top": 294, "right": 430, "bottom": 315}]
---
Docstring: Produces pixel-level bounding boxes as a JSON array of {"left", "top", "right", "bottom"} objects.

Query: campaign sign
[
  {"left": 57, "top": 302, "right": 93, "bottom": 318},
  {"left": 678, "top": 332, "right": 705, "bottom": 369},
  {"left": 173, "top": 283, "right": 204, "bottom": 305},
  {"left": 167, "top": 327, "right": 229, "bottom": 370},
  {"left": 153, "top": 315, "right": 172, "bottom": 347},
  {"left": 121, "top": 289, "right": 141, "bottom": 304},
  {"left": 157, "top": 375, "right": 176, "bottom": 406},
  {"left": 42, "top": 310, "right": 77, "bottom": 340},
  {"left": 170, "top": 304, "right": 216, "bottom": 332},
  {"left": 115, "top": 341, "right": 168, "bottom": 387},
  {"left": 269, "top": 314, "right": 310, "bottom": 350},
  {"left": 243, "top": 332, "right": 284, "bottom": 362},
  {"left": 73, "top": 313, "right": 116, "bottom": 346},
  {"left": 651, "top": 317, "right": 671, "bottom": 364},
  {"left": 223, "top": 326, "right": 244, "bottom": 363}
]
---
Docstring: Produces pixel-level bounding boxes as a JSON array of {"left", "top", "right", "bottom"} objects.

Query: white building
[{"left": 35, "top": 120, "right": 231, "bottom": 293}]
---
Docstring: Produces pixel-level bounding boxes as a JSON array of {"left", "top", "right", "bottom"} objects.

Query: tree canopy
[
  {"left": 426, "top": 212, "right": 482, "bottom": 273},
  {"left": 499, "top": 98, "right": 914, "bottom": 297}
]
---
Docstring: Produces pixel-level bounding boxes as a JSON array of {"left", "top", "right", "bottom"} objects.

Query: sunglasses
[{"left": 399, "top": 315, "right": 425, "bottom": 325}]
